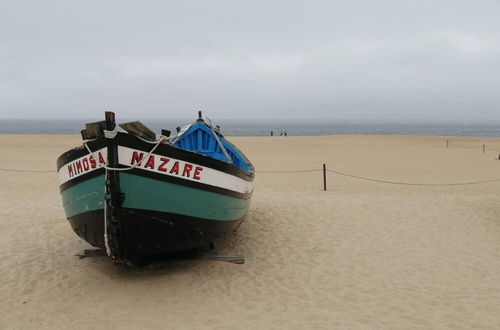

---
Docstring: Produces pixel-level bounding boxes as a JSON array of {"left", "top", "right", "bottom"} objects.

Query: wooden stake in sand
[{"left": 323, "top": 163, "right": 327, "bottom": 191}]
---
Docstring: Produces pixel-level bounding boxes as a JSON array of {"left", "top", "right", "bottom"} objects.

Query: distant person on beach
[
  {"left": 280, "top": 130, "right": 283, "bottom": 136},
  {"left": 284, "top": 130, "right": 287, "bottom": 136},
  {"left": 271, "top": 131, "right": 273, "bottom": 136}
]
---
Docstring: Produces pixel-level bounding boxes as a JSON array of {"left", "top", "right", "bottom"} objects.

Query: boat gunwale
[{"left": 56, "top": 132, "right": 255, "bottom": 181}]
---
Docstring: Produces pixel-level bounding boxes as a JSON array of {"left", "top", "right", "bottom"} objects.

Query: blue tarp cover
[{"left": 173, "top": 120, "right": 251, "bottom": 171}]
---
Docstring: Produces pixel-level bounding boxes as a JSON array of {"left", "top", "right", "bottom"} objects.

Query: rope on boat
[
  {"left": 83, "top": 135, "right": 167, "bottom": 172},
  {"left": 103, "top": 126, "right": 118, "bottom": 139},
  {"left": 103, "top": 187, "right": 112, "bottom": 257}
]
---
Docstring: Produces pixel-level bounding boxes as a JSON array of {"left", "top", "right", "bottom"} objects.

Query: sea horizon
[{"left": 1, "top": 118, "right": 500, "bottom": 137}]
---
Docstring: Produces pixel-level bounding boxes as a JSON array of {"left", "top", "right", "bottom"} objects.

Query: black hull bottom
[{"left": 68, "top": 209, "right": 244, "bottom": 256}]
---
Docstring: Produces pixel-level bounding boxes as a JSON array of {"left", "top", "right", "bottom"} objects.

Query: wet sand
[{"left": 1, "top": 134, "right": 500, "bottom": 329}]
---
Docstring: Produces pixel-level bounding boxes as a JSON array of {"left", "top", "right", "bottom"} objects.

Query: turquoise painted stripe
[
  {"left": 61, "top": 173, "right": 251, "bottom": 221},
  {"left": 120, "top": 173, "right": 250, "bottom": 221},
  {"left": 61, "top": 175, "right": 105, "bottom": 218}
]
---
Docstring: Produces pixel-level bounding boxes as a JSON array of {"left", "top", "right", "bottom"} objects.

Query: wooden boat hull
[
  {"left": 57, "top": 132, "right": 253, "bottom": 257},
  {"left": 68, "top": 209, "right": 244, "bottom": 255}
]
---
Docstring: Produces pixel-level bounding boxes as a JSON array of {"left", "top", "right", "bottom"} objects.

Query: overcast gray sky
[{"left": 1, "top": 0, "right": 499, "bottom": 121}]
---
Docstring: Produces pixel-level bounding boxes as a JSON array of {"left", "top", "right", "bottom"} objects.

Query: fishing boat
[{"left": 57, "top": 111, "right": 254, "bottom": 264}]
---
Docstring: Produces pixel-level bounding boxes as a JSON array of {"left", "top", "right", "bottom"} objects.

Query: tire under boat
[{"left": 56, "top": 112, "right": 254, "bottom": 264}]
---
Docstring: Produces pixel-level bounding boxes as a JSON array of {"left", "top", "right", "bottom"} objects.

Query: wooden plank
[{"left": 119, "top": 121, "right": 156, "bottom": 141}]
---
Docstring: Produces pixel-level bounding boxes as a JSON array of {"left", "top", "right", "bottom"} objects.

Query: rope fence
[
  {"left": 255, "top": 167, "right": 500, "bottom": 188},
  {"left": 2, "top": 138, "right": 500, "bottom": 188},
  {"left": 485, "top": 145, "right": 500, "bottom": 153},
  {"left": 448, "top": 141, "right": 480, "bottom": 149},
  {"left": 6, "top": 165, "right": 499, "bottom": 187},
  {"left": 0, "top": 167, "right": 56, "bottom": 173},
  {"left": 257, "top": 169, "right": 322, "bottom": 173},
  {"left": 446, "top": 139, "right": 500, "bottom": 154},
  {"left": 325, "top": 168, "right": 500, "bottom": 187}
]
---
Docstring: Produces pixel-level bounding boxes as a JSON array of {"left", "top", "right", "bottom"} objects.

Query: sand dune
[{"left": 1, "top": 134, "right": 500, "bottom": 329}]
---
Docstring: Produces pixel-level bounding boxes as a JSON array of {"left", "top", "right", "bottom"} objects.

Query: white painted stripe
[
  {"left": 58, "top": 145, "right": 253, "bottom": 195},
  {"left": 118, "top": 146, "right": 253, "bottom": 195},
  {"left": 58, "top": 148, "right": 107, "bottom": 185}
]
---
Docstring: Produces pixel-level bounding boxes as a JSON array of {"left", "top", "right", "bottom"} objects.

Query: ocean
[{"left": 0, "top": 119, "right": 499, "bottom": 137}]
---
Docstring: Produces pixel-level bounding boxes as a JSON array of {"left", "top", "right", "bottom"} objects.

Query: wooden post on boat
[
  {"left": 323, "top": 164, "right": 327, "bottom": 191},
  {"left": 104, "top": 111, "right": 128, "bottom": 263}
]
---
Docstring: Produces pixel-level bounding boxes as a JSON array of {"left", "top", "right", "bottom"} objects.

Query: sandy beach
[{"left": 1, "top": 134, "right": 500, "bottom": 329}]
